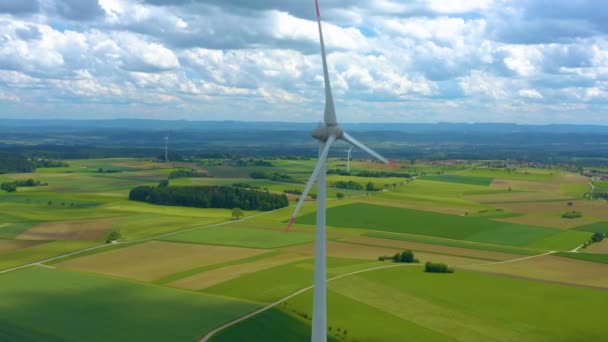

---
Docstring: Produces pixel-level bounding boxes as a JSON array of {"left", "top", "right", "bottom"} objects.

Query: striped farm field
[
  {"left": 16, "top": 218, "right": 115, "bottom": 241},
  {"left": 163, "top": 226, "right": 315, "bottom": 249},
  {"left": 297, "top": 203, "right": 559, "bottom": 247},
  {"left": 0, "top": 267, "right": 258, "bottom": 341},
  {"left": 364, "top": 231, "right": 541, "bottom": 255},
  {"left": 337, "top": 235, "right": 526, "bottom": 261},
  {"left": 0, "top": 240, "right": 44, "bottom": 255},
  {"left": 464, "top": 254, "right": 608, "bottom": 289},
  {"left": 170, "top": 252, "right": 310, "bottom": 290},
  {"left": 493, "top": 213, "right": 597, "bottom": 229},
  {"left": 281, "top": 241, "right": 486, "bottom": 266},
  {"left": 0, "top": 241, "right": 99, "bottom": 271},
  {"left": 496, "top": 200, "right": 608, "bottom": 220},
  {"left": 573, "top": 221, "right": 608, "bottom": 234},
  {"left": 220, "top": 265, "right": 608, "bottom": 341},
  {"left": 554, "top": 251, "right": 608, "bottom": 264},
  {"left": 421, "top": 174, "right": 494, "bottom": 186},
  {"left": 56, "top": 241, "right": 270, "bottom": 282}
]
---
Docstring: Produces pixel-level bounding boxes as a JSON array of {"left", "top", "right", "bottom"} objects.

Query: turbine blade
[
  {"left": 342, "top": 132, "right": 397, "bottom": 169},
  {"left": 286, "top": 135, "right": 336, "bottom": 231},
  {"left": 315, "top": 0, "right": 337, "bottom": 126}
]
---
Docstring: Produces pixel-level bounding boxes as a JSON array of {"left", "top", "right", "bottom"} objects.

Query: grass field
[
  {"left": 220, "top": 265, "right": 608, "bottom": 341},
  {"left": 297, "top": 203, "right": 563, "bottom": 247},
  {"left": 554, "top": 251, "right": 608, "bottom": 264},
  {"left": 163, "top": 226, "right": 315, "bottom": 248},
  {"left": 1, "top": 157, "right": 606, "bottom": 340},
  {"left": 211, "top": 308, "right": 341, "bottom": 342},
  {"left": 0, "top": 241, "right": 99, "bottom": 270},
  {"left": 574, "top": 221, "right": 608, "bottom": 234},
  {"left": 0, "top": 267, "right": 258, "bottom": 341},
  {"left": 421, "top": 174, "right": 494, "bottom": 186}
]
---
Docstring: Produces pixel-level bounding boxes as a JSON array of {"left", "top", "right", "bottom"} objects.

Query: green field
[
  {"left": 0, "top": 241, "right": 99, "bottom": 270},
  {"left": 554, "top": 252, "right": 608, "bottom": 264},
  {"left": 0, "top": 268, "right": 258, "bottom": 341},
  {"left": 421, "top": 174, "right": 494, "bottom": 186},
  {"left": 574, "top": 221, "right": 608, "bottom": 234},
  {"left": 1, "top": 156, "right": 606, "bottom": 341},
  {"left": 298, "top": 203, "right": 562, "bottom": 247},
  {"left": 211, "top": 308, "right": 341, "bottom": 342},
  {"left": 218, "top": 266, "right": 608, "bottom": 341},
  {"left": 364, "top": 231, "right": 542, "bottom": 255},
  {"left": 163, "top": 226, "right": 315, "bottom": 248}
]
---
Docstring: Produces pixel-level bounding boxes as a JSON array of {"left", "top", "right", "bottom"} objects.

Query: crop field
[
  {"left": 464, "top": 254, "right": 608, "bottom": 288},
  {"left": 164, "top": 225, "right": 315, "bottom": 248},
  {"left": 0, "top": 267, "right": 258, "bottom": 341},
  {"left": 1, "top": 156, "right": 607, "bottom": 340},
  {"left": 554, "top": 251, "right": 608, "bottom": 264},
  {"left": 56, "top": 241, "right": 270, "bottom": 282},
  {"left": 16, "top": 218, "right": 115, "bottom": 241},
  {"left": 421, "top": 174, "right": 494, "bottom": 186},
  {"left": 296, "top": 203, "right": 569, "bottom": 247},
  {"left": 219, "top": 266, "right": 608, "bottom": 342}
]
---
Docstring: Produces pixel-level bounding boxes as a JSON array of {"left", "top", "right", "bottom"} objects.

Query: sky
[{"left": 0, "top": 0, "right": 606, "bottom": 124}]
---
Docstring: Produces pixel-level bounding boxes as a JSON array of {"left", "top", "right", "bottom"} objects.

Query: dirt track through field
[{"left": 199, "top": 250, "right": 560, "bottom": 341}]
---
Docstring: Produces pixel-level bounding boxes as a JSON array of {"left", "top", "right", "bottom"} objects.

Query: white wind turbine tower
[
  {"left": 164, "top": 135, "right": 169, "bottom": 163},
  {"left": 346, "top": 146, "right": 353, "bottom": 174},
  {"left": 285, "top": 1, "right": 395, "bottom": 341}
]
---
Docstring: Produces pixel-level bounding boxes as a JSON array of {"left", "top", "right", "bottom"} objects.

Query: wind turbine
[
  {"left": 345, "top": 146, "right": 353, "bottom": 174},
  {"left": 164, "top": 135, "right": 169, "bottom": 163},
  {"left": 285, "top": 1, "right": 395, "bottom": 341}
]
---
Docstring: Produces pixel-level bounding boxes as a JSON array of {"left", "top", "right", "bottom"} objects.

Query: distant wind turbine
[
  {"left": 346, "top": 146, "right": 353, "bottom": 174},
  {"left": 285, "top": 1, "right": 395, "bottom": 341},
  {"left": 164, "top": 135, "right": 169, "bottom": 163}
]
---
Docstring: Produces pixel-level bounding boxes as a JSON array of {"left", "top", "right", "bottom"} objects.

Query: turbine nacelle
[{"left": 311, "top": 125, "right": 343, "bottom": 142}]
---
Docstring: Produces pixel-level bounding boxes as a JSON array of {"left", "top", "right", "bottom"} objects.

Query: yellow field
[
  {"left": 17, "top": 218, "right": 115, "bottom": 241},
  {"left": 56, "top": 241, "right": 269, "bottom": 282},
  {"left": 463, "top": 255, "right": 608, "bottom": 289},
  {"left": 170, "top": 253, "right": 310, "bottom": 290},
  {"left": 338, "top": 236, "right": 521, "bottom": 261}
]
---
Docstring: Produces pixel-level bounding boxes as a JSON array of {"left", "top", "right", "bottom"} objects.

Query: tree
[
  {"left": 336, "top": 192, "right": 345, "bottom": 199},
  {"left": 232, "top": 207, "right": 244, "bottom": 219},
  {"left": 592, "top": 232, "right": 605, "bottom": 243},
  {"left": 366, "top": 182, "right": 375, "bottom": 192},
  {"left": 567, "top": 201, "right": 574, "bottom": 207},
  {"left": 1, "top": 182, "right": 16, "bottom": 192},
  {"left": 106, "top": 230, "right": 121, "bottom": 243},
  {"left": 400, "top": 250, "right": 417, "bottom": 263},
  {"left": 392, "top": 253, "right": 400, "bottom": 262}
]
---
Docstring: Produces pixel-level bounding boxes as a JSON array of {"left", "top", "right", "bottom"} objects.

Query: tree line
[
  {"left": 129, "top": 185, "right": 289, "bottom": 211},
  {"left": 1, "top": 178, "right": 47, "bottom": 192},
  {"left": 250, "top": 171, "right": 293, "bottom": 182},
  {"left": 169, "top": 169, "right": 212, "bottom": 179},
  {"left": 0, "top": 152, "right": 35, "bottom": 174}
]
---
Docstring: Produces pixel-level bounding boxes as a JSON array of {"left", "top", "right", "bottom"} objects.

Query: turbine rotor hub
[{"left": 311, "top": 125, "right": 343, "bottom": 142}]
